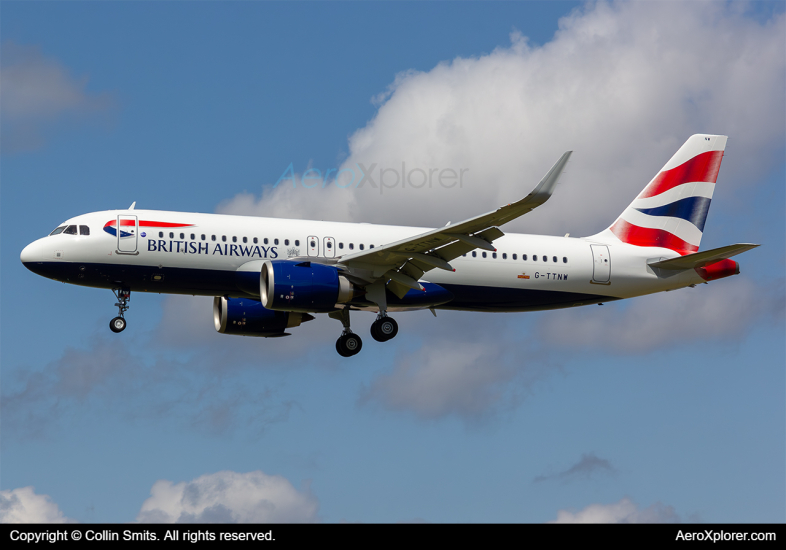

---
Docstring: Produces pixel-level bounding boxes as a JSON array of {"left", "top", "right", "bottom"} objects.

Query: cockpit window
[
  {"left": 80, "top": 225, "right": 90, "bottom": 236},
  {"left": 49, "top": 226, "right": 66, "bottom": 236},
  {"left": 63, "top": 225, "right": 78, "bottom": 235}
]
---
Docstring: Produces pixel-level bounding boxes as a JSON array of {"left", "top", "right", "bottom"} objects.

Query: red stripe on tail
[
  {"left": 610, "top": 219, "right": 698, "bottom": 255},
  {"left": 638, "top": 150, "right": 723, "bottom": 199}
]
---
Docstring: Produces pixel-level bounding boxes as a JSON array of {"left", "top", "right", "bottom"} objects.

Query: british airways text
[{"left": 147, "top": 240, "right": 279, "bottom": 258}]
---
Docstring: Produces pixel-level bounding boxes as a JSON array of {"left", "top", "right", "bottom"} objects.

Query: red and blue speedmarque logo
[{"left": 103, "top": 220, "right": 195, "bottom": 238}]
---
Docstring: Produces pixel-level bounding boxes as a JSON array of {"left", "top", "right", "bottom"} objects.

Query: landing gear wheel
[
  {"left": 371, "top": 317, "right": 398, "bottom": 342},
  {"left": 110, "top": 289, "right": 131, "bottom": 334},
  {"left": 109, "top": 316, "right": 127, "bottom": 333},
  {"left": 336, "top": 333, "right": 362, "bottom": 357}
]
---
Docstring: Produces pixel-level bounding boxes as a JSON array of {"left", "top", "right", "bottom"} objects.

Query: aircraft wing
[{"left": 336, "top": 151, "right": 572, "bottom": 297}]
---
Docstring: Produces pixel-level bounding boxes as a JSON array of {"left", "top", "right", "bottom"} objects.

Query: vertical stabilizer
[{"left": 592, "top": 134, "right": 727, "bottom": 255}]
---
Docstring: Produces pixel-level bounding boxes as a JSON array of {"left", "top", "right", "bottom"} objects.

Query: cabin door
[
  {"left": 591, "top": 244, "right": 611, "bottom": 283},
  {"left": 116, "top": 215, "right": 138, "bottom": 254}
]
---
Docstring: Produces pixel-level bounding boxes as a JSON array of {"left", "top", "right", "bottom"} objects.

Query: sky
[{"left": 1, "top": 1, "right": 784, "bottom": 524}]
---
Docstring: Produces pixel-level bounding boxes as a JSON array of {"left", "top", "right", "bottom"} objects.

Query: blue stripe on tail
[{"left": 635, "top": 196, "right": 711, "bottom": 232}]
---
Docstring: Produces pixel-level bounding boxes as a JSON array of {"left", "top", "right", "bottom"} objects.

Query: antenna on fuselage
[{"left": 128, "top": 202, "right": 136, "bottom": 210}]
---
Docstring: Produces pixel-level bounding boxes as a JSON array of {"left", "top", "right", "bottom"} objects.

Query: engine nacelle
[
  {"left": 260, "top": 260, "right": 356, "bottom": 313},
  {"left": 213, "top": 296, "right": 313, "bottom": 337}
]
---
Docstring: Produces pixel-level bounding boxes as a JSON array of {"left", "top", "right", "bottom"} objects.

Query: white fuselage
[{"left": 21, "top": 208, "right": 704, "bottom": 312}]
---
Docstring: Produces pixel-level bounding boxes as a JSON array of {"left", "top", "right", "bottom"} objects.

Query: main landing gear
[
  {"left": 329, "top": 308, "right": 401, "bottom": 356},
  {"left": 370, "top": 314, "right": 398, "bottom": 342},
  {"left": 329, "top": 308, "right": 362, "bottom": 357},
  {"left": 109, "top": 288, "right": 130, "bottom": 333}
]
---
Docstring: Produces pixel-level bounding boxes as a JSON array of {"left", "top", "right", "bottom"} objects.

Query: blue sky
[{"left": 1, "top": 1, "right": 784, "bottom": 523}]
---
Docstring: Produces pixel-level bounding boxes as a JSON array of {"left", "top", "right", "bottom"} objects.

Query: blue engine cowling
[
  {"left": 260, "top": 260, "right": 355, "bottom": 313},
  {"left": 213, "top": 296, "right": 314, "bottom": 337}
]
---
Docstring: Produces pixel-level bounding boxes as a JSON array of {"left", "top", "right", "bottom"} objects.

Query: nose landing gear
[{"left": 109, "top": 288, "right": 130, "bottom": 333}]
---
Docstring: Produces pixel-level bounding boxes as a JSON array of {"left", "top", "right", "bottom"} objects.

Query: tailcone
[{"left": 695, "top": 259, "right": 739, "bottom": 281}]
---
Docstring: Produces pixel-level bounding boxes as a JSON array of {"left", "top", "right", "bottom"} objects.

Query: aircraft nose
[{"left": 20, "top": 240, "right": 42, "bottom": 266}]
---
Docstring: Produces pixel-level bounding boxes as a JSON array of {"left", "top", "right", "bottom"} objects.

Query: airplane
[{"left": 21, "top": 134, "right": 758, "bottom": 356}]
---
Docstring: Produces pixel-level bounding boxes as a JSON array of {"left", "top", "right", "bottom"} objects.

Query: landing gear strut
[
  {"left": 370, "top": 314, "right": 398, "bottom": 342},
  {"left": 329, "top": 308, "right": 362, "bottom": 357},
  {"left": 366, "top": 280, "right": 399, "bottom": 343},
  {"left": 109, "top": 288, "right": 130, "bottom": 333}
]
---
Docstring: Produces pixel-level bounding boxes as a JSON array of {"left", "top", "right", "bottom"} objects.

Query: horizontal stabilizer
[{"left": 648, "top": 243, "right": 759, "bottom": 270}]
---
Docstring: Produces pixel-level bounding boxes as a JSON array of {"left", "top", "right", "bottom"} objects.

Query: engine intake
[
  {"left": 260, "top": 260, "right": 357, "bottom": 312},
  {"left": 213, "top": 296, "right": 313, "bottom": 337}
]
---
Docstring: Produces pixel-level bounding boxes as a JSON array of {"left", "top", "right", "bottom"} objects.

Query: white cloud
[
  {"left": 358, "top": 312, "right": 556, "bottom": 421},
  {"left": 136, "top": 471, "right": 319, "bottom": 523},
  {"left": 0, "top": 41, "right": 113, "bottom": 152},
  {"left": 0, "top": 487, "right": 71, "bottom": 523},
  {"left": 218, "top": 1, "right": 784, "bottom": 240},
  {"left": 537, "top": 277, "right": 779, "bottom": 353},
  {"left": 550, "top": 497, "right": 680, "bottom": 523},
  {"left": 1, "top": 335, "right": 295, "bottom": 439},
  {"left": 360, "top": 341, "right": 512, "bottom": 420},
  {"left": 211, "top": 1, "right": 784, "bottom": 421}
]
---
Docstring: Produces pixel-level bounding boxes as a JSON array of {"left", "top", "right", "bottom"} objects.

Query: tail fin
[{"left": 594, "top": 134, "right": 727, "bottom": 255}]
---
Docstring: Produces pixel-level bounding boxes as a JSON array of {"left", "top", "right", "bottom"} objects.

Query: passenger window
[
  {"left": 339, "top": 243, "right": 343, "bottom": 249},
  {"left": 80, "top": 225, "right": 90, "bottom": 235},
  {"left": 295, "top": 240, "right": 300, "bottom": 246},
  {"left": 533, "top": 255, "right": 537, "bottom": 261},
  {"left": 274, "top": 239, "right": 279, "bottom": 245},
  {"left": 349, "top": 243, "right": 354, "bottom": 250},
  {"left": 202, "top": 235, "right": 206, "bottom": 241},
  {"left": 563, "top": 257, "right": 567, "bottom": 263},
  {"left": 169, "top": 232, "right": 174, "bottom": 238},
  {"left": 180, "top": 233, "right": 185, "bottom": 239},
  {"left": 359, "top": 244, "right": 364, "bottom": 250},
  {"left": 472, "top": 251, "right": 477, "bottom": 257},
  {"left": 522, "top": 254, "right": 527, "bottom": 261},
  {"left": 253, "top": 237, "right": 258, "bottom": 244},
  {"left": 482, "top": 252, "right": 487, "bottom": 258},
  {"left": 285, "top": 239, "right": 289, "bottom": 246},
  {"left": 232, "top": 236, "right": 237, "bottom": 243},
  {"left": 222, "top": 236, "right": 227, "bottom": 242},
  {"left": 512, "top": 254, "right": 517, "bottom": 260},
  {"left": 553, "top": 256, "right": 557, "bottom": 263},
  {"left": 492, "top": 252, "right": 497, "bottom": 259},
  {"left": 243, "top": 237, "right": 247, "bottom": 243},
  {"left": 370, "top": 244, "right": 374, "bottom": 249},
  {"left": 64, "top": 225, "right": 78, "bottom": 235},
  {"left": 49, "top": 226, "right": 66, "bottom": 236},
  {"left": 502, "top": 253, "right": 507, "bottom": 259},
  {"left": 159, "top": 231, "right": 164, "bottom": 238},
  {"left": 212, "top": 235, "right": 216, "bottom": 241},
  {"left": 264, "top": 238, "right": 268, "bottom": 245},
  {"left": 191, "top": 234, "right": 195, "bottom": 240}
]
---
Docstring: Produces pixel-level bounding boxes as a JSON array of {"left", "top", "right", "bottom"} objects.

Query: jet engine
[
  {"left": 260, "top": 260, "right": 357, "bottom": 312},
  {"left": 213, "top": 296, "right": 314, "bottom": 337}
]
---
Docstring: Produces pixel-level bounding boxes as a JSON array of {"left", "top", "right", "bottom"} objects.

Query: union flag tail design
[{"left": 601, "top": 134, "right": 727, "bottom": 255}]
